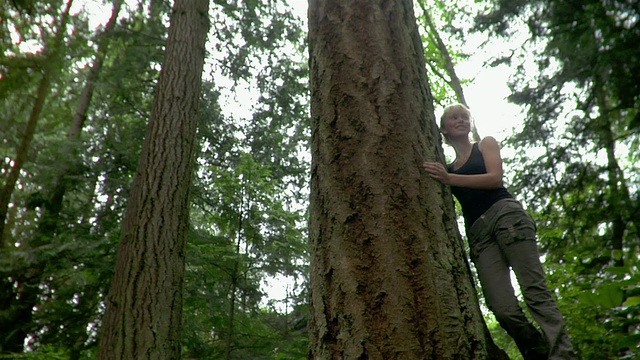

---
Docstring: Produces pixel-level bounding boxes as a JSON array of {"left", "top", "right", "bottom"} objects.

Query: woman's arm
[{"left": 422, "top": 136, "right": 504, "bottom": 189}]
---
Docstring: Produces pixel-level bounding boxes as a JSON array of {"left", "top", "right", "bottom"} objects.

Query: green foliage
[
  {"left": 487, "top": 316, "right": 523, "bottom": 360},
  {"left": 1, "top": 0, "right": 309, "bottom": 358},
  {"left": 475, "top": 1, "right": 640, "bottom": 358},
  {"left": 184, "top": 75, "right": 309, "bottom": 357},
  {"left": 545, "top": 258, "right": 640, "bottom": 359},
  {"left": 17, "top": 0, "right": 636, "bottom": 358},
  {"left": 0, "top": 345, "right": 69, "bottom": 359},
  {"left": 414, "top": 0, "right": 475, "bottom": 108}
]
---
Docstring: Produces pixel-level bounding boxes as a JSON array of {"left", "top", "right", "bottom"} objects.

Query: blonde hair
[
  {"left": 440, "top": 103, "right": 471, "bottom": 129},
  {"left": 439, "top": 103, "right": 479, "bottom": 142}
]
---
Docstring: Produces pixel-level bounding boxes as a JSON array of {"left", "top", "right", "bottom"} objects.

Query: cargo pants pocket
[{"left": 495, "top": 211, "right": 537, "bottom": 247}]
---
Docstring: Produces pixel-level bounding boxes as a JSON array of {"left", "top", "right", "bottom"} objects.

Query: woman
[{"left": 422, "top": 104, "right": 576, "bottom": 360}]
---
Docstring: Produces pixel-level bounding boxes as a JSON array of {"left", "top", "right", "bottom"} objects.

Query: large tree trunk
[
  {"left": 307, "top": 1, "right": 506, "bottom": 358},
  {"left": 97, "top": 0, "right": 209, "bottom": 358}
]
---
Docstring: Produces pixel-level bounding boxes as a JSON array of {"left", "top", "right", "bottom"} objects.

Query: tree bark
[
  {"left": 307, "top": 0, "right": 506, "bottom": 358},
  {"left": 97, "top": 0, "right": 209, "bottom": 358}
]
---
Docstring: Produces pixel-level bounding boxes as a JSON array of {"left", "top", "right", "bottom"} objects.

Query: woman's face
[{"left": 441, "top": 110, "right": 471, "bottom": 139}]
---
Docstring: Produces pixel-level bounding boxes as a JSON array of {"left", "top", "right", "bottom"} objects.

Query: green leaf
[
  {"left": 597, "top": 284, "right": 625, "bottom": 308},
  {"left": 622, "top": 296, "right": 640, "bottom": 307},
  {"left": 612, "top": 249, "right": 623, "bottom": 261},
  {"left": 605, "top": 266, "right": 629, "bottom": 276},
  {"left": 579, "top": 284, "right": 624, "bottom": 308}
]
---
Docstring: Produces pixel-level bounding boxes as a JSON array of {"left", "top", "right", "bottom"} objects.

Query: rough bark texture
[
  {"left": 307, "top": 1, "right": 504, "bottom": 359},
  {"left": 97, "top": 0, "right": 209, "bottom": 358}
]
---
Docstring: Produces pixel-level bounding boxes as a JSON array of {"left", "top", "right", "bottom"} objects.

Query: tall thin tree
[
  {"left": 97, "top": 0, "right": 209, "bottom": 358},
  {"left": 0, "top": 0, "right": 72, "bottom": 246},
  {"left": 0, "top": 0, "right": 74, "bottom": 353},
  {"left": 0, "top": 2, "right": 125, "bottom": 351},
  {"left": 416, "top": 0, "right": 481, "bottom": 141}
]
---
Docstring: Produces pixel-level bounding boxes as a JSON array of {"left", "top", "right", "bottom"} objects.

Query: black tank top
[{"left": 448, "top": 143, "right": 513, "bottom": 230}]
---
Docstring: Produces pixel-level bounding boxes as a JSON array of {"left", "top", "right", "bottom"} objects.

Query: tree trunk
[
  {"left": 225, "top": 226, "right": 243, "bottom": 360},
  {"left": 596, "top": 88, "right": 631, "bottom": 268},
  {"left": 0, "top": 74, "right": 51, "bottom": 355},
  {"left": 307, "top": 0, "right": 506, "bottom": 358},
  {"left": 97, "top": 0, "right": 209, "bottom": 358},
  {"left": 0, "top": 52, "right": 53, "bottom": 246},
  {"left": 34, "top": 0, "right": 122, "bottom": 253},
  {"left": 68, "top": 0, "right": 123, "bottom": 139}
]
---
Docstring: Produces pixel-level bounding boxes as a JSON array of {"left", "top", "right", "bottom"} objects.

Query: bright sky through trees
[
  {"left": 292, "top": 0, "right": 525, "bottom": 141},
  {"left": 13, "top": 0, "right": 524, "bottom": 143},
  {"left": 216, "top": 0, "right": 525, "bottom": 151},
  {"left": 46, "top": 0, "right": 527, "bottom": 308},
  {"left": 4, "top": 0, "right": 638, "bottom": 357}
]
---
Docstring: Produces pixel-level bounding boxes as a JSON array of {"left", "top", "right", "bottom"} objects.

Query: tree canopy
[
  {"left": 475, "top": 1, "right": 640, "bottom": 358},
  {"left": 0, "top": 0, "right": 638, "bottom": 358}
]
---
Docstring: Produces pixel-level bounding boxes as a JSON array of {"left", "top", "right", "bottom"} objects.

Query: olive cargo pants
[{"left": 468, "top": 199, "right": 576, "bottom": 360}]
